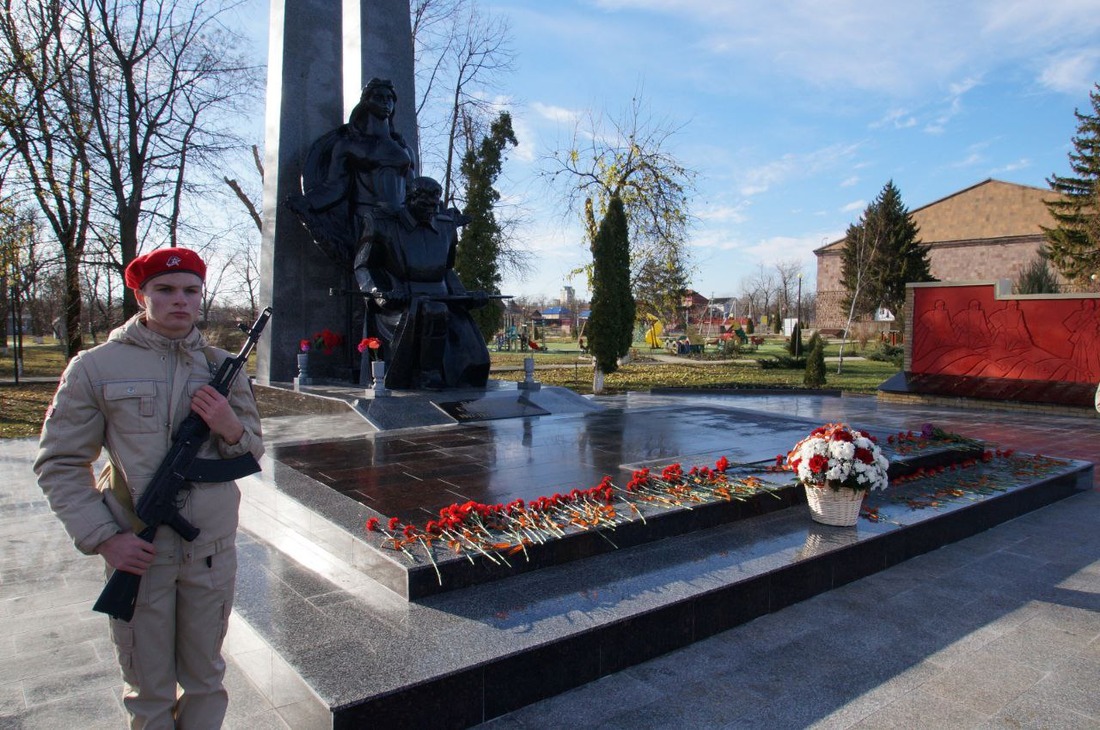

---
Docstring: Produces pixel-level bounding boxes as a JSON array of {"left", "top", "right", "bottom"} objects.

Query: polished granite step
[{"left": 230, "top": 402, "right": 1092, "bottom": 728}]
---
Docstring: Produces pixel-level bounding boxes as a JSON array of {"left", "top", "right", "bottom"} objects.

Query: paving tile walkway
[{"left": 1, "top": 393, "right": 1098, "bottom": 729}]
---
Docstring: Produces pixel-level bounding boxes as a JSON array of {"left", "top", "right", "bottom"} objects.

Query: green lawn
[{"left": 1, "top": 336, "right": 900, "bottom": 439}]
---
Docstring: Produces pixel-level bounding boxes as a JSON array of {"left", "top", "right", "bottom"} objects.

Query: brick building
[{"left": 814, "top": 179, "right": 1061, "bottom": 330}]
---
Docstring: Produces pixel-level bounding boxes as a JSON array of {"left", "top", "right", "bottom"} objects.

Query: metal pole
[
  {"left": 795, "top": 274, "right": 803, "bottom": 357},
  {"left": 10, "top": 285, "right": 21, "bottom": 384}
]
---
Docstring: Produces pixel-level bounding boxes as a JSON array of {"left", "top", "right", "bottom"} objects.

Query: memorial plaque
[{"left": 434, "top": 396, "right": 550, "bottom": 422}]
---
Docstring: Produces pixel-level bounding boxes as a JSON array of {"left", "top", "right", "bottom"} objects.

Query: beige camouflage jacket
[{"left": 34, "top": 314, "right": 263, "bottom": 561}]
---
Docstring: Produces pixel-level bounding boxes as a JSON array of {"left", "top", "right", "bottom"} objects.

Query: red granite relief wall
[{"left": 911, "top": 285, "right": 1100, "bottom": 383}]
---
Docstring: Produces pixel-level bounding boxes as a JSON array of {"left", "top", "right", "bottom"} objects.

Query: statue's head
[
  {"left": 406, "top": 176, "right": 442, "bottom": 223},
  {"left": 351, "top": 78, "right": 397, "bottom": 127}
]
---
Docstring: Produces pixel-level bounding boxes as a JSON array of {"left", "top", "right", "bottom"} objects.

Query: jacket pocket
[{"left": 103, "top": 381, "right": 159, "bottom": 434}]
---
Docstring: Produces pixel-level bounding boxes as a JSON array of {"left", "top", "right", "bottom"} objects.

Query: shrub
[
  {"left": 1014, "top": 249, "right": 1061, "bottom": 294},
  {"left": 719, "top": 338, "right": 741, "bottom": 358},
  {"left": 788, "top": 321, "right": 803, "bottom": 357},
  {"left": 864, "top": 341, "right": 904, "bottom": 368},
  {"left": 804, "top": 336, "right": 827, "bottom": 388},
  {"left": 806, "top": 331, "right": 823, "bottom": 354},
  {"left": 848, "top": 321, "right": 877, "bottom": 350},
  {"left": 760, "top": 354, "right": 807, "bottom": 370}
]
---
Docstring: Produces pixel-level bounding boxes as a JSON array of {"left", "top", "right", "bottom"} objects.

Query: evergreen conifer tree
[
  {"left": 1043, "top": 84, "right": 1100, "bottom": 288},
  {"left": 1014, "top": 248, "right": 1061, "bottom": 294},
  {"left": 804, "top": 333, "right": 826, "bottom": 388},
  {"left": 840, "top": 181, "right": 934, "bottom": 328},
  {"left": 588, "top": 196, "right": 636, "bottom": 385},
  {"left": 788, "top": 320, "right": 803, "bottom": 356},
  {"left": 455, "top": 112, "right": 517, "bottom": 341}
]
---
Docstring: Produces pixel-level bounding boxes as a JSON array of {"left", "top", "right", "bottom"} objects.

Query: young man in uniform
[{"left": 34, "top": 247, "right": 264, "bottom": 728}]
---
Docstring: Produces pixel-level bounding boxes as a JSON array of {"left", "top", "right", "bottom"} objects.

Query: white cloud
[
  {"left": 1038, "top": 51, "right": 1100, "bottom": 95},
  {"left": 992, "top": 158, "right": 1032, "bottom": 174},
  {"left": 738, "top": 143, "right": 862, "bottom": 197},
  {"left": 698, "top": 202, "right": 750, "bottom": 225},
  {"left": 530, "top": 101, "right": 581, "bottom": 125},
  {"left": 872, "top": 109, "right": 918, "bottom": 130},
  {"left": 578, "top": 0, "right": 1099, "bottom": 101},
  {"left": 842, "top": 200, "right": 865, "bottom": 213}
]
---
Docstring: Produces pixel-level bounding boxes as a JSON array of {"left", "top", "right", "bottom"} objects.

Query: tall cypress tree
[
  {"left": 456, "top": 112, "right": 518, "bottom": 341},
  {"left": 588, "top": 196, "right": 636, "bottom": 382},
  {"left": 1043, "top": 84, "right": 1100, "bottom": 288}
]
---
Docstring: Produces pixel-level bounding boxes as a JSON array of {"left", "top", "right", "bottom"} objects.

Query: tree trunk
[
  {"left": 119, "top": 205, "right": 140, "bottom": 319},
  {"left": 63, "top": 255, "right": 84, "bottom": 359},
  {"left": 592, "top": 363, "right": 605, "bottom": 394}
]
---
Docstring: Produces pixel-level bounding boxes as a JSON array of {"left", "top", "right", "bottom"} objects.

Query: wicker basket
[{"left": 804, "top": 483, "right": 864, "bottom": 526}]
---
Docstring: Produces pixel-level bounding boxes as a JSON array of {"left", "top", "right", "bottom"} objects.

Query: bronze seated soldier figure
[{"left": 355, "top": 176, "right": 491, "bottom": 390}]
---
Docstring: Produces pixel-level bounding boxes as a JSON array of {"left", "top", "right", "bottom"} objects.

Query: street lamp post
[{"left": 795, "top": 273, "right": 803, "bottom": 356}]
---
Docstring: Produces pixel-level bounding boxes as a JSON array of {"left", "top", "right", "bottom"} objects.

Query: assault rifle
[
  {"left": 328, "top": 287, "right": 512, "bottom": 305},
  {"left": 93, "top": 307, "right": 273, "bottom": 621}
]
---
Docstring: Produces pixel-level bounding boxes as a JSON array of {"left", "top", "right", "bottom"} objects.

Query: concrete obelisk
[{"left": 257, "top": 0, "right": 417, "bottom": 384}]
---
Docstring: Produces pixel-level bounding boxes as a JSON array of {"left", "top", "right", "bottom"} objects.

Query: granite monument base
[
  {"left": 231, "top": 397, "right": 1093, "bottom": 728},
  {"left": 879, "top": 371, "right": 1099, "bottom": 413},
  {"left": 257, "top": 379, "right": 601, "bottom": 431}
]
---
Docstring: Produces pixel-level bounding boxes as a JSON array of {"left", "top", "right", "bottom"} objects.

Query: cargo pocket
[
  {"left": 210, "top": 549, "right": 237, "bottom": 652},
  {"left": 109, "top": 621, "right": 136, "bottom": 674},
  {"left": 103, "top": 381, "right": 159, "bottom": 434}
]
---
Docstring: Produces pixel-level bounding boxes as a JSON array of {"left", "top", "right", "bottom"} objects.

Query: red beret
[{"left": 124, "top": 248, "right": 206, "bottom": 289}]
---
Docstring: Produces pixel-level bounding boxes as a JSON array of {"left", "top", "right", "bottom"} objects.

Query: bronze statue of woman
[{"left": 288, "top": 78, "right": 417, "bottom": 263}]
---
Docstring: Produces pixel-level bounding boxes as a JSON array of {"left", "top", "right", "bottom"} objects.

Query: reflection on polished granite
[{"left": 269, "top": 404, "right": 817, "bottom": 525}]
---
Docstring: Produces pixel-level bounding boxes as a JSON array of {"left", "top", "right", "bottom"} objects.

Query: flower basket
[
  {"left": 786, "top": 422, "right": 890, "bottom": 527},
  {"left": 803, "top": 483, "right": 864, "bottom": 526}
]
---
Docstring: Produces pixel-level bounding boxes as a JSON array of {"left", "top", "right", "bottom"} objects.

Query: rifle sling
[{"left": 99, "top": 461, "right": 147, "bottom": 534}]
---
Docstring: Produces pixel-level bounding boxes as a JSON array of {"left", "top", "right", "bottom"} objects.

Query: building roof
[{"left": 814, "top": 179, "right": 1059, "bottom": 255}]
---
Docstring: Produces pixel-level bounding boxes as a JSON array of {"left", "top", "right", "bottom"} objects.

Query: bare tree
[
  {"left": 222, "top": 145, "right": 264, "bottom": 233},
  {"left": 1, "top": 0, "right": 95, "bottom": 357},
  {"left": 773, "top": 258, "right": 804, "bottom": 320},
  {"left": 411, "top": 2, "right": 514, "bottom": 207},
  {"left": 411, "top": 0, "right": 468, "bottom": 120},
  {"left": 541, "top": 91, "right": 695, "bottom": 291},
  {"left": 2, "top": 0, "right": 261, "bottom": 354},
  {"left": 79, "top": 0, "right": 261, "bottom": 318},
  {"left": 231, "top": 247, "right": 260, "bottom": 320},
  {"left": 836, "top": 226, "right": 883, "bottom": 373},
  {"left": 741, "top": 264, "right": 779, "bottom": 325}
]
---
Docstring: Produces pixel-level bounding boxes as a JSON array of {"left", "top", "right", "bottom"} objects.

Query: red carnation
[{"left": 808, "top": 454, "right": 828, "bottom": 474}]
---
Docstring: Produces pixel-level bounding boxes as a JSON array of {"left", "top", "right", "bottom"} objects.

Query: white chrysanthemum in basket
[{"left": 786, "top": 422, "right": 890, "bottom": 492}]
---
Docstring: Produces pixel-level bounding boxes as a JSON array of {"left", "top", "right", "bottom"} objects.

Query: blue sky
[{"left": 241, "top": 0, "right": 1100, "bottom": 302}]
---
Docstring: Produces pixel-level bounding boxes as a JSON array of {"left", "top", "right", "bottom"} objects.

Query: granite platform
[
  {"left": 5, "top": 392, "right": 1100, "bottom": 729},
  {"left": 230, "top": 391, "right": 1092, "bottom": 728}
]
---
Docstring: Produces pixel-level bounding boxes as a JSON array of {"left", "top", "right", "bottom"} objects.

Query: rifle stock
[{"left": 93, "top": 307, "right": 272, "bottom": 621}]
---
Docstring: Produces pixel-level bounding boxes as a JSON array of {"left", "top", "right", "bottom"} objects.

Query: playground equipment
[{"left": 643, "top": 314, "right": 664, "bottom": 349}]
